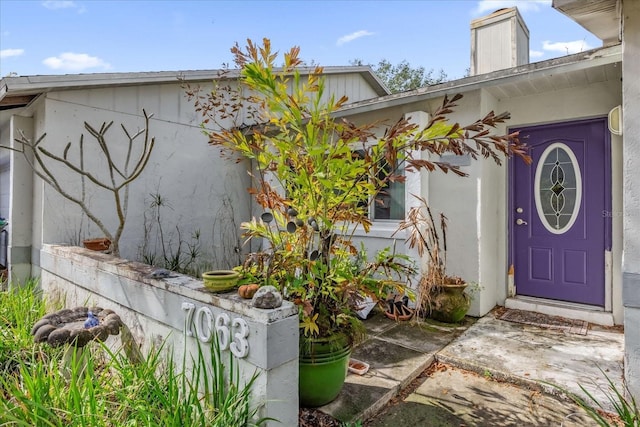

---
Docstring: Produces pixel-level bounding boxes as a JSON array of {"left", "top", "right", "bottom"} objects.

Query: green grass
[
  {"left": 0, "top": 279, "right": 54, "bottom": 378},
  {"left": 0, "top": 280, "right": 272, "bottom": 426}
]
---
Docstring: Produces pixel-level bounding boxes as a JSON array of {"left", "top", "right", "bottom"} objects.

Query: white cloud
[
  {"left": 336, "top": 30, "right": 374, "bottom": 47},
  {"left": 0, "top": 48, "right": 25, "bottom": 59},
  {"left": 530, "top": 50, "right": 544, "bottom": 59},
  {"left": 542, "top": 40, "right": 594, "bottom": 55},
  {"left": 42, "top": 1, "right": 76, "bottom": 9},
  {"left": 474, "top": 0, "right": 551, "bottom": 15},
  {"left": 42, "top": 1, "right": 86, "bottom": 13},
  {"left": 43, "top": 52, "right": 111, "bottom": 71}
]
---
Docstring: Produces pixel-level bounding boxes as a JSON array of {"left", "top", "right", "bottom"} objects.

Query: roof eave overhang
[
  {"left": 334, "top": 44, "right": 622, "bottom": 118},
  {"left": 0, "top": 70, "right": 241, "bottom": 105},
  {"left": 552, "top": 0, "right": 620, "bottom": 45},
  {"left": 0, "top": 66, "right": 389, "bottom": 109}
]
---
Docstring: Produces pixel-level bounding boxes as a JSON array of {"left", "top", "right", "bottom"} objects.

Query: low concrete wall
[{"left": 39, "top": 244, "right": 299, "bottom": 426}]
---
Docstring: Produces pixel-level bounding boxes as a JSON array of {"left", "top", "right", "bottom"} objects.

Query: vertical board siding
[
  {"left": 324, "top": 73, "right": 379, "bottom": 103},
  {"left": 516, "top": 24, "right": 529, "bottom": 66},
  {"left": 476, "top": 21, "right": 511, "bottom": 74}
]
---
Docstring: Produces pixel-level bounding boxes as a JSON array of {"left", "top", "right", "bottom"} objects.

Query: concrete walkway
[{"left": 316, "top": 309, "right": 625, "bottom": 426}]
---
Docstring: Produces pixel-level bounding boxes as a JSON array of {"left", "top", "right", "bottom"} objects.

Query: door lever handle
[{"left": 516, "top": 218, "right": 528, "bottom": 226}]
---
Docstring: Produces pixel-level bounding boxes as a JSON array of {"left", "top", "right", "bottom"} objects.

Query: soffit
[
  {"left": 483, "top": 60, "right": 621, "bottom": 99},
  {"left": 552, "top": 0, "right": 620, "bottom": 44}
]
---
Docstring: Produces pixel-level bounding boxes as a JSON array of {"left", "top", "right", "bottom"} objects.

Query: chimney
[{"left": 470, "top": 7, "right": 530, "bottom": 76}]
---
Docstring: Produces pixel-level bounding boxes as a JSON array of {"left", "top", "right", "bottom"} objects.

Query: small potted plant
[{"left": 394, "top": 195, "right": 470, "bottom": 323}]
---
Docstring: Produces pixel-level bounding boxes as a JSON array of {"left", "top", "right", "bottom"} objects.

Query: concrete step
[
  {"left": 316, "top": 312, "right": 473, "bottom": 423},
  {"left": 313, "top": 310, "right": 625, "bottom": 425}
]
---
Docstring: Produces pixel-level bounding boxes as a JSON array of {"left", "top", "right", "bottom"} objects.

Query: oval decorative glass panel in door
[{"left": 534, "top": 142, "right": 582, "bottom": 234}]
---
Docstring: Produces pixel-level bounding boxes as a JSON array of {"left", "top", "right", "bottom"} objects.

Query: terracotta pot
[
  {"left": 83, "top": 238, "right": 111, "bottom": 251},
  {"left": 384, "top": 309, "right": 414, "bottom": 321}
]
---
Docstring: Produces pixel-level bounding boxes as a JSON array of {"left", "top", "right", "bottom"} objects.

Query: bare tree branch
[{"left": 1, "top": 111, "right": 156, "bottom": 257}]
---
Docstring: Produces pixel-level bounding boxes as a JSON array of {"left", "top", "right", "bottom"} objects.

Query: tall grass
[
  {"left": 0, "top": 279, "right": 54, "bottom": 377},
  {"left": 565, "top": 368, "right": 639, "bottom": 427},
  {"left": 546, "top": 367, "right": 639, "bottom": 427},
  {"left": 0, "top": 280, "right": 271, "bottom": 426}
]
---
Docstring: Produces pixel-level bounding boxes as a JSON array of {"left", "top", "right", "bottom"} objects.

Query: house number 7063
[{"left": 181, "top": 302, "right": 249, "bottom": 358}]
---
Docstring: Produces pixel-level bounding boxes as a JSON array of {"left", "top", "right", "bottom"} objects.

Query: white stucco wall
[
  {"left": 425, "top": 90, "right": 512, "bottom": 317},
  {"left": 429, "top": 91, "right": 484, "bottom": 288},
  {"left": 0, "top": 116, "right": 11, "bottom": 284},
  {"left": 19, "top": 83, "right": 251, "bottom": 270},
  {"left": 6, "top": 115, "right": 36, "bottom": 282},
  {"left": 622, "top": 0, "right": 640, "bottom": 401},
  {"left": 478, "top": 89, "right": 508, "bottom": 315},
  {"left": 0, "top": 116, "right": 11, "bottom": 221},
  {"left": 0, "top": 168, "right": 8, "bottom": 223}
]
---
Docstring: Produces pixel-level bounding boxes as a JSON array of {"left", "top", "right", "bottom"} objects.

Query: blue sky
[{"left": 0, "top": 0, "right": 602, "bottom": 80}]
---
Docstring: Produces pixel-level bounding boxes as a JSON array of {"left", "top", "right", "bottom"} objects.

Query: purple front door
[{"left": 510, "top": 118, "right": 610, "bottom": 306}]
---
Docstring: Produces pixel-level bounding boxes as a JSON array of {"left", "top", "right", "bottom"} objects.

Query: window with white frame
[
  {"left": 372, "top": 157, "right": 406, "bottom": 221},
  {"left": 352, "top": 145, "right": 409, "bottom": 222},
  {"left": 354, "top": 111, "right": 427, "bottom": 224}
]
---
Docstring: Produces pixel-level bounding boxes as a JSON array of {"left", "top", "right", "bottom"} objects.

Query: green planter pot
[
  {"left": 299, "top": 335, "right": 351, "bottom": 407},
  {"left": 202, "top": 270, "right": 240, "bottom": 293},
  {"left": 430, "top": 283, "right": 471, "bottom": 323}
]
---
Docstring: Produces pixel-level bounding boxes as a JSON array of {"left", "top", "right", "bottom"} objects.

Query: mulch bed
[{"left": 299, "top": 408, "right": 343, "bottom": 427}]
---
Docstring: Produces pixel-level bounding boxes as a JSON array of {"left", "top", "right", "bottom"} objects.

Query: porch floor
[{"left": 313, "top": 308, "right": 625, "bottom": 426}]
